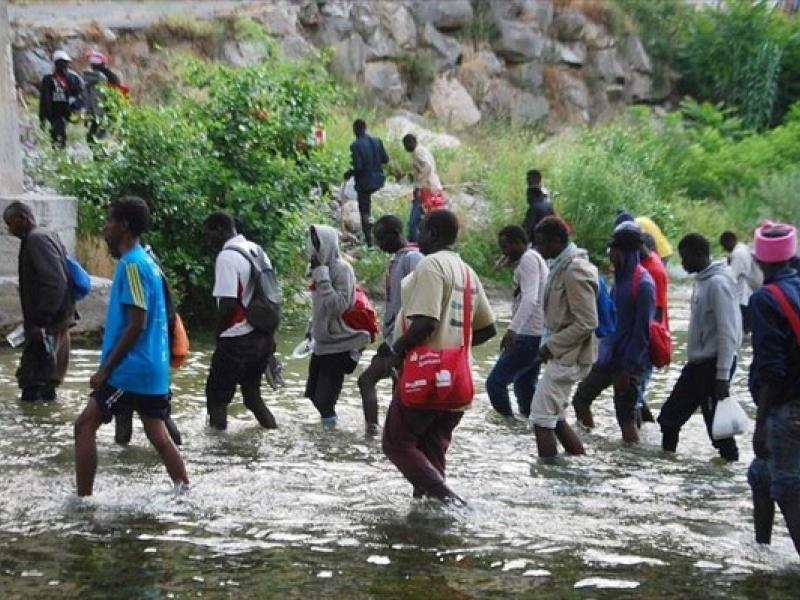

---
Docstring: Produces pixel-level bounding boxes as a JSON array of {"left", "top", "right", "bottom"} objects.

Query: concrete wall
[{"left": 0, "top": 2, "right": 24, "bottom": 195}]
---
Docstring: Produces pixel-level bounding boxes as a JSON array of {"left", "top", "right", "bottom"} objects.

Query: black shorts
[{"left": 92, "top": 383, "right": 171, "bottom": 424}]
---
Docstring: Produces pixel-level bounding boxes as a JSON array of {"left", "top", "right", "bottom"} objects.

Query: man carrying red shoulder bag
[{"left": 380, "top": 210, "right": 496, "bottom": 505}]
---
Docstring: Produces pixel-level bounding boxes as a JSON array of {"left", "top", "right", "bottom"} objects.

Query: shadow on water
[{"left": 1, "top": 287, "right": 799, "bottom": 598}]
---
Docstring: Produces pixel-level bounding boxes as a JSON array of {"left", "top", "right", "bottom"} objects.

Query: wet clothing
[
  {"left": 39, "top": 70, "right": 84, "bottom": 146},
  {"left": 101, "top": 243, "right": 170, "bottom": 396},
  {"left": 749, "top": 398, "right": 800, "bottom": 503},
  {"left": 305, "top": 351, "right": 358, "bottom": 419},
  {"left": 531, "top": 361, "right": 591, "bottom": 429},
  {"left": 573, "top": 363, "right": 643, "bottom": 428},
  {"left": 658, "top": 358, "right": 739, "bottom": 461},
  {"left": 686, "top": 262, "right": 742, "bottom": 381},
  {"left": 486, "top": 333, "right": 541, "bottom": 417},
  {"left": 206, "top": 331, "right": 275, "bottom": 411},
  {"left": 16, "top": 228, "right": 74, "bottom": 400},
  {"left": 92, "top": 383, "right": 171, "bottom": 424}
]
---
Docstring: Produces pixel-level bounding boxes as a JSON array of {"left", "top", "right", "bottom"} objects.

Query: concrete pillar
[{"left": 0, "top": 1, "right": 24, "bottom": 195}]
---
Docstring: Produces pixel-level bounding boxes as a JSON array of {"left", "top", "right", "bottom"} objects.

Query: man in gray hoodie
[
  {"left": 658, "top": 233, "right": 742, "bottom": 461},
  {"left": 305, "top": 225, "right": 370, "bottom": 426}
]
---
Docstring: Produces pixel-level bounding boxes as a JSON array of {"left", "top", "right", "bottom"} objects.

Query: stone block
[
  {"left": 419, "top": 22, "right": 461, "bottom": 69},
  {"left": 553, "top": 8, "right": 587, "bottom": 41},
  {"left": 331, "top": 33, "right": 367, "bottom": 82},
  {"left": 364, "top": 61, "right": 405, "bottom": 105},
  {"left": 494, "top": 20, "right": 545, "bottom": 63},
  {"left": 506, "top": 61, "right": 544, "bottom": 92},
  {"left": 546, "top": 40, "right": 587, "bottom": 66},
  {"left": 412, "top": 0, "right": 473, "bottom": 31},
  {"left": 430, "top": 75, "right": 481, "bottom": 129}
]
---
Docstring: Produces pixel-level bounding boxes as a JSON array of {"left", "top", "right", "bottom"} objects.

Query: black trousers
[
  {"left": 206, "top": 331, "right": 275, "bottom": 411},
  {"left": 357, "top": 190, "right": 373, "bottom": 246},
  {"left": 572, "top": 363, "right": 642, "bottom": 427},
  {"left": 305, "top": 352, "right": 358, "bottom": 419},
  {"left": 657, "top": 357, "right": 738, "bottom": 461},
  {"left": 48, "top": 116, "right": 68, "bottom": 147}
]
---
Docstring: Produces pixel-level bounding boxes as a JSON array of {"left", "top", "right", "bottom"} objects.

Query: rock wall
[{"left": 10, "top": 0, "right": 667, "bottom": 131}]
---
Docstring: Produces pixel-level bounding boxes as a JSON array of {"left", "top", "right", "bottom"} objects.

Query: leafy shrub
[{"left": 55, "top": 57, "right": 344, "bottom": 321}]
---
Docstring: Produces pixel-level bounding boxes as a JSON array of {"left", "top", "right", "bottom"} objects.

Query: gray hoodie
[
  {"left": 687, "top": 261, "right": 742, "bottom": 379},
  {"left": 309, "top": 225, "right": 370, "bottom": 355}
]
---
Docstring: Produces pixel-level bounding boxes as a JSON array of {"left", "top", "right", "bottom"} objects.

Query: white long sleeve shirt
[
  {"left": 509, "top": 248, "right": 548, "bottom": 336},
  {"left": 728, "top": 242, "right": 755, "bottom": 306}
]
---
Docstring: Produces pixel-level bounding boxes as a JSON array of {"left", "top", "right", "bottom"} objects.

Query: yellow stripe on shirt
[{"left": 125, "top": 262, "right": 147, "bottom": 309}]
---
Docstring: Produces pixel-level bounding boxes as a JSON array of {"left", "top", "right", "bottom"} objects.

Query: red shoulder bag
[
  {"left": 398, "top": 269, "right": 474, "bottom": 410},
  {"left": 633, "top": 265, "right": 672, "bottom": 368}
]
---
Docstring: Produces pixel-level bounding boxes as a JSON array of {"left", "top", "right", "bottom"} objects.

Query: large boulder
[
  {"left": 412, "top": 0, "right": 474, "bottom": 31},
  {"left": 419, "top": 22, "right": 462, "bottom": 69},
  {"left": 506, "top": 61, "right": 544, "bottom": 92},
  {"left": 315, "top": 2, "right": 354, "bottom": 46},
  {"left": 221, "top": 40, "right": 270, "bottom": 67},
  {"left": 545, "top": 40, "right": 587, "bottom": 66},
  {"left": 280, "top": 32, "right": 316, "bottom": 60},
  {"left": 384, "top": 113, "right": 462, "bottom": 150},
  {"left": 429, "top": 75, "right": 481, "bottom": 129},
  {"left": 383, "top": 3, "right": 417, "bottom": 50},
  {"left": 458, "top": 49, "right": 504, "bottom": 102},
  {"left": 592, "top": 47, "right": 626, "bottom": 83},
  {"left": 481, "top": 78, "right": 548, "bottom": 124},
  {"left": 12, "top": 47, "right": 50, "bottom": 90},
  {"left": 351, "top": 2, "right": 380, "bottom": 38},
  {"left": 622, "top": 35, "right": 652, "bottom": 73},
  {"left": 489, "top": 0, "right": 554, "bottom": 30},
  {"left": 626, "top": 71, "right": 655, "bottom": 102},
  {"left": 493, "top": 20, "right": 545, "bottom": 63},
  {"left": 363, "top": 27, "right": 399, "bottom": 60},
  {"left": 509, "top": 90, "right": 549, "bottom": 124},
  {"left": 252, "top": 3, "right": 299, "bottom": 37},
  {"left": 583, "top": 20, "right": 614, "bottom": 49},
  {"left": 553, "top": 69, "right": 590, "bottom": 123},
  {"left": 364, "top": 61, "right": 405, "bottom": 105},
  {"left": 552, "top": 8, "right": 588, "bottom": 41},
  {"left": 331, "top": 33, "right": 367, "bottom": 82}
]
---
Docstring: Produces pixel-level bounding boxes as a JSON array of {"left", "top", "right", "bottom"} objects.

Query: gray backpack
[{"left": 228, "top": 245, "right": 283, "bottom": 335}]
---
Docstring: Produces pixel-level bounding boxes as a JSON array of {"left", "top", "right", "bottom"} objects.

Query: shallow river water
[{"left": 1, "top": 287, "right": 798, "bottom": 599}]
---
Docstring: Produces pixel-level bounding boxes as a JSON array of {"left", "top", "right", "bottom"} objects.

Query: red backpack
[
  {"left": 343, "top": 285, "right": 380, "bottom": 343},
  {"left": 632, "top": 265, "right": 672, "bottom": 368}
]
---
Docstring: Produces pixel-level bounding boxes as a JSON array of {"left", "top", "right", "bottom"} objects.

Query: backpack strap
[
  {"left": 462, "top": 268, "right": 473, "bottom": 350},
  {"left": 765, "top": 283, "right": 800, "bottom": 346}
]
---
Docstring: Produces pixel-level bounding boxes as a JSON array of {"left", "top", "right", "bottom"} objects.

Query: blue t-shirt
[{"left": 101, "top": 244, "right": 170, "bottom": 395}]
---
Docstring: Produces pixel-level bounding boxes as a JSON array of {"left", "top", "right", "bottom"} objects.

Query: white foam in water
[
  {"left": 522, "top": 569, "right": 551, "bottom": 577},
  {"left": 501, "top": 559, "right": 528, "bottom": 571},
  {"left": 694, "top": 561, "right": 724, "bottom": 570},
  {"left": 317, "top": 571, "right": 333, "bottom": 578},
  {"left": 574, "top": 578, "right": 640, "bottom": 589},
  {"left": 583, "top": 549, "right": 668, "bottom": 566},
  {"left": 366, "top": 555, "right": 391, "bottom": 565}
]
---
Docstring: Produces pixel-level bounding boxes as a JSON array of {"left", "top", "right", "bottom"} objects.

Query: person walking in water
[
  {"left": 720, "top": 230, "right": 761, "bottom": 335},
  {"left": 486, "top": 225, "right": 548, "bottom": 418},
  {"left": 747, "top": 222, "right": 800, "bottom": 557},
  {"left": 357, "top": 215, "right": 422, "bottom": 434},
  {"left": 530, "top": 217, "right": 598, "bottom": 458},
  {"left": 38, "top": 50, "right": 84, "bottom": 147},
  {"left": 402, "top": 134, "right": 442, "bottom": 243},
  {"left": 382, "top": 210, "right": 495, "bottom": 503},
  {"left": 345, "top": 119, "right": 389, "bottom": 247},
  {"left": 74, "top": 196, "right": 189, "bottom": 496},
  {"left": 615, "top": 210, "right": 673, "bottom": 265},
  {"left": 203, "top": 212, "right": 279, "bottom": 431},
  {"left": 305, "top": 225, "right": 370, "bottom": 426},
  {"left": 3, "top": 201, "right": 74, "bottom": 403},
  {"left": 657, "top": 234, "right": 742, "bottom": 462},
  {"left": 572, "top": 225, "right": 655, "bottom": 445}
]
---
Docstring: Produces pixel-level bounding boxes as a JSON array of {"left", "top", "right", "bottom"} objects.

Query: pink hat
[
  {"left": 754, "top": 221, "right": 797, "bottom": 263},
  {"left": 87, "top": 49, "right": 109, "bottom": 65}
]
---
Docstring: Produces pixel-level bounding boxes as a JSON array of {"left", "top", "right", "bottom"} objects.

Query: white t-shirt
[{"left": 213, "top": 234, "right": 259, "bottom": 338}]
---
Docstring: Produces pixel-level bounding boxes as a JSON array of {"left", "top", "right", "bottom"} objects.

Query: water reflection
[{"left": 0, "top": 288, "right": 799, "bottom": 598}]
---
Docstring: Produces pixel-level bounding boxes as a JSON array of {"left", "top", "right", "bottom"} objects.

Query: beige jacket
[
  {"left": 543, "top": 245, "right": 598, "bottom": 366},
  {"left": 412, "top": 144, "right": 441, "bottom": 190}
]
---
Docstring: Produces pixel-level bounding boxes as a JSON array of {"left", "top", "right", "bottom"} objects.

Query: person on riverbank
[
  {"left": 747, "top": 222, "right": 800, "bottom": 557},
  {"left": 486, "top": 225, "right": 547, "bottom": 418},
  {"left": 83, "top": 49, "right": 122, "bottom": 144},
  {"left": 344, "top": 119, "right": 389, "bottom": 247},
  {"left": 403, "top": 134, "right": 442, "bottom": 243},
  {"left": 306, "top": 224, "right": 370, "bottom": 426},
  {"left": 521, "top": 170, "right": 554, "bottom": 245},
  {"left": 357, "top": 215, "right": 422, "bottom": 435},
  {"left": 203, "top": 212, "right": 279, "bottom": 431},
  {"left": 74, "top": 196, "right": 188, "bottom": 496},
  {"left": 382, "top": 210, "right": 496, "bottom": 503},
  {"left": 657, "top": 233, "right": 741, "bottom": 462},
  {"left": 572, "top": 225, "right": 655, "bottom": 445},
  {"left": 530, "top": 216, "right": 598, "bottom": 458},
  {"left": 39, "top": 50, "right": 84, "bottom": 148},
  {"left": 614, "top": 210, "right": 673, "bottom": 265},
  {"left": 720, "top": 230, "right": 761, "bottom": 335},
  {"left": 636, "top": 232, "right": 670, "bottom": 424},
  {"left": 3, "top": 201, "right": 74, "bottom": 403}
]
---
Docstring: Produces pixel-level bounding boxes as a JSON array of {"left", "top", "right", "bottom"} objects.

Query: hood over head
[{"left": 309, "top": 224, "right": 340, "bottom": 267}]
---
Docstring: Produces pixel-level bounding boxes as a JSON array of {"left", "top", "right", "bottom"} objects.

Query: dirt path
[{"left": 9, "top": 1, "right": 260, "bottom": 29}]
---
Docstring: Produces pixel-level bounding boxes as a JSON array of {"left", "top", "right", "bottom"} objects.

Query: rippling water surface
[{"left": 1, "top": 288, "right": 798, "bottom": 598}]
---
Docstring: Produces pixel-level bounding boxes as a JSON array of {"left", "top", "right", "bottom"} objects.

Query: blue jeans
[
  {"left": 408, "top": 192, "right": 423, "bottom": 243},
  {"left": 486, "top": 334, "right": 541, "bottom": 417},
  {"left": 750, "top": 399, "right": 800, "bottom": 503}
]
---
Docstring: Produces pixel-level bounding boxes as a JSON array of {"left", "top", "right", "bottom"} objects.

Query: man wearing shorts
[
  {"left": 74, "top": 196, "right": 189, "bottom": 496},
  {"left": 530, "top": 217, "right": 599, "bottom": 458}
]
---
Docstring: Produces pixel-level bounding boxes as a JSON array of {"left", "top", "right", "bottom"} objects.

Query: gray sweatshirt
[
  {"left": 687, "top": 261, "right": 742, "bottom": 379},
  {"left": 309, "top": 225, "right": 370, "bottom": 355}
]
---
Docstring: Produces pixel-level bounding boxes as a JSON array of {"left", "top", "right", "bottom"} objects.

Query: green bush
[{"left": 55, "top": 57, "right": 344, "bottom": 321}]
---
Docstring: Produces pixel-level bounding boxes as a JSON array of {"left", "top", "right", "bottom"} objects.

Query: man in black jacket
[
  {"left": 3, "top": 201, "right": 74, "bottom": 402},
  {"left": 345, "top": 119, "right": 389, "bottom": 247},
  {"left": 39, "top": 50, "right": 84, "bottom": 147},
  {"left": 521, "top": 169, "right": 553, "bottom": 246}
]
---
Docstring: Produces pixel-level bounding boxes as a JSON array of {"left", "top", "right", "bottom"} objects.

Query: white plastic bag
[{"left": 712, "top": 397, "right": 750, "bottom": 440}]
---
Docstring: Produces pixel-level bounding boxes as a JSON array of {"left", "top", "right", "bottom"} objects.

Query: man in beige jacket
[
  {"left": 531, "top": 216, "right": 599, "bottom": 458},
  {"left": 403, "top": 134, "right": 442, "bottom": 243}
]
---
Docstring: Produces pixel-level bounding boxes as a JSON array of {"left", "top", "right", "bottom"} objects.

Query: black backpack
[{"left": 228, "top": 245, "right": 283, "bottom": 335}]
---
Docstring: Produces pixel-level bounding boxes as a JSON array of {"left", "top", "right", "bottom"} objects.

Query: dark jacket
[
  {"left": 749, "top": 267, "right": 800, "bottom": 404},
  {"left": 39, "top": 70, "right": 84, "bottom": 123},
  {"left": 350, "top": 134, "right": 389, "bottom": 194},
  {"left": 522, "top": 189, "right": 553, "bottom": 244},
  {"left": 19, "top": 228, "right": 74, "bottom": 333}
]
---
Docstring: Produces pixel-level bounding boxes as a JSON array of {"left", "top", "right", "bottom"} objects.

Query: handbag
[
  {"left": 632, "top": 265, "right": 672, "bottom": 367},
  {"left": 398, "top": 269, "right": 474, "bottom": 410},
  {"left": 419, "top": 188, "right": 448, "bottom": 213}
]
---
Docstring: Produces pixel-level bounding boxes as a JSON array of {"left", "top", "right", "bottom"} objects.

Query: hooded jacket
[
  {"left": 687, "top": 261, "right": 742, "bottom": 379},
  {"left": 19, "top": 228, "right": 74, "bottom": 333},
  {"left": 309, "top": 225, "right": 370, "bottom": 355}
]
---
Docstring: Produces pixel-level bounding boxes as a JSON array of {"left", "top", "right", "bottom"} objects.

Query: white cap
[{"left": 52, "top": 50, "right": 72, "bottom": 63}]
